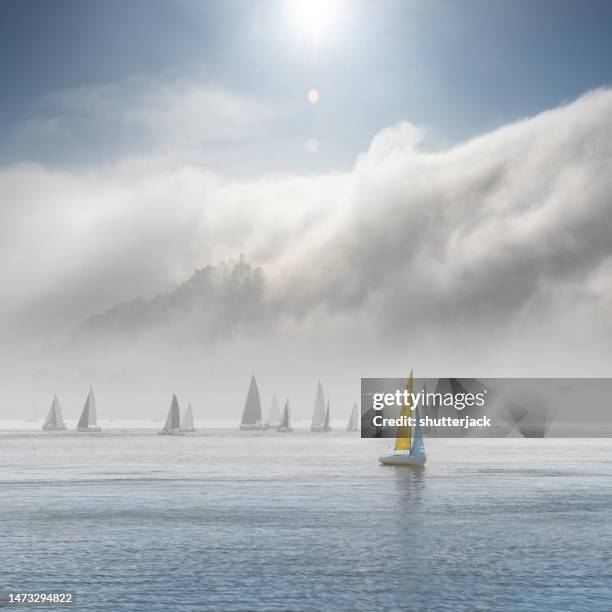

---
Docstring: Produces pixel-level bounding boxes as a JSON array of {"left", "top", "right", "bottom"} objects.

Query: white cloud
[
  {"left": 2, "top": 88, "right": 612, "bottom": 383},
  {"left": 11, "top": 77, "right": 271, "bottom": 161}
]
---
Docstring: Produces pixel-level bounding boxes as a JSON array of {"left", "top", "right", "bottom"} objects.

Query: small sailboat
[
  {"left": 265, "top": 395, "right": 281, "bottom": 428},
  {"left": 346, "top": 402, "right": 359, "bottom": 432},
  {"left": 379, "top": 372, "right": 427, "bottom": 467},
  {"left": 76, "top": 386, "right": 101, "bottom": 432},
  {"left": 159, "top": 394, "right": 182, "bottom": 435},
  {"left": 311, "top": 380, "right": 328, "bottom": 432},
  {"left": 239, "top": 374, "right": 266, "bottom": 430},
  {"left": 42, "top": 395, "right": 66, "bottom": 431},
  {"left": 180, "top": 403, "right": 196, "bottom": 432},
  {"left": 277, "top": 398, "right": 293, "bottom": 432}
]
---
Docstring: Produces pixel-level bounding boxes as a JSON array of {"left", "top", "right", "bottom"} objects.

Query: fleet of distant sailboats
[
  {"left": 34, "top": 373, "right": 362, "bottom": 438},
  {"left": 236, "top": 375, "right": 347, "bottom": 434}
]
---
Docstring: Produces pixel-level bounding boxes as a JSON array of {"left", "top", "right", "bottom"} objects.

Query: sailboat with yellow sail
[{"left": 379, "top": 372, "right": 427, "bottom": 467}]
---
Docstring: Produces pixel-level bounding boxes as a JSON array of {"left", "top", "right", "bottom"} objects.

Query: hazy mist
[{"left": 2, "top": 89, "right": 612, "bottom": 420}]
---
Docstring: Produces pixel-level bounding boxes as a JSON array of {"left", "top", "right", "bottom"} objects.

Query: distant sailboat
[
  {"left": 379, "top": 372, "right": 427, "bottom": 467},
  {"left": 180, "top": 403, "right": 196, "bottom": 432},
  {"left": 76, "top": 386, "right": 101, "bottom": 432},
  {"left": 311, "top": 380, "right": 328, "bottom": 432},
  {"left": 277, "top": 398, "right": 293, "bottom": 432},
  {"left": 42, "top": 395, "right": 66, "bottom": 431},
  {"left": 240, "top": 374, "right": 266, "bottom": 430},
  {"left": 346, "top": 402, "right": 359, "bottom": 432},
  {"left": 265, "top": 395, "right": 281, "bottom": 428},
  {"left": 159, "top": 394, "right": 182, "bottom": 435}
]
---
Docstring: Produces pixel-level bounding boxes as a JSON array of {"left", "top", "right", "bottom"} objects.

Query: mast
[
  {"left": 324, "top": 400, "right": 331, "bottom": 431},
  {"left": 394, "top": 371, "right": 413, "bottom": 452}
]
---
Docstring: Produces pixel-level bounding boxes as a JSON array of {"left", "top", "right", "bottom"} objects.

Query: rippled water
[{"left": 1, "top": 431, "right": 611, "bottom": 611}]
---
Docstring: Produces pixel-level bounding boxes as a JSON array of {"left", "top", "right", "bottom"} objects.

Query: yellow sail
[{"left": 394, "top": 371, "right": 413, "bottom": 451}]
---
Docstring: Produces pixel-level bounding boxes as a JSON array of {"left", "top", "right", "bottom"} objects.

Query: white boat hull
[
  {"left": 239, "top": 423, "right": 267, "bottom": 430},
  {"left": 158, "top": 429, "right": 183, "bottom": 436},
  {"left": 276, "top": 427, "right": 293, "bottom": 433},
  {"left": 42, "top": 425, "right": 66, "bottom": 431},
  {"left": 379, "top": 454, "right": 427, "bottom": 467},
  {"left": 76, "top": 426, "right": 101, "bottom": 432}
]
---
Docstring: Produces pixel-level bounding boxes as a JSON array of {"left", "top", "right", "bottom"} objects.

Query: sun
[{"left": 286, "top": 0, "right": 338, "bottom": 44}]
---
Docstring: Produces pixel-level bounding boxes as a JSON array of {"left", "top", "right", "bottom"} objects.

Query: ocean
[{"left": 1, "top": 429, "right": 611, "bottom": 611}]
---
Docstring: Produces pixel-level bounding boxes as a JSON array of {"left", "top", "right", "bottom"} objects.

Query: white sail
[
  {"left": 265, "top": 395, "right": 281, "bottom": 427},
  {"left": 346, "top": 402, "right": 359, "bottom": 431},
  {"left": 323, "top": 400, "right": 331, "bottom": 432},
  {"left": 77, "top": 386, "right": 100, "bottom": 431},
  {"left": 161, "top": 395, "right": 181, "bottom": 433},
  {"left": 42, "top": 395, "right": 66, "bottom": 431},
  {"left": 240, "top": 374, "right": 264, "bottom": 429},
  {"left": 277, "top": 398, "right": 293, "bottom": 432},
  {"left": 180, "top": 403, "right": 196, "bottom": 432},
  {"left": 311, "top": 380, "right": 326, "bottom": 431}
]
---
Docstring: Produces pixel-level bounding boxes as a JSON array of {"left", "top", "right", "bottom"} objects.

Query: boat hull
[
  {"left": 158, "top": 429, "right": 183, "bottom": 435},
  {"left": 239, "top": 424, "right": 267, "bottom": 430},
  {"left": 311, "top": 426, "right": 331, "bottom": 432},
  {"left": 379, "top": 454, "right": 427, "bottom": 467},
  {"left": 276, "top": 427, "right": 293, "bottom": 432},
  {"left": 76, "top": 426, "right": 101, "bottom": 432},
  {"left": 180, "top": 428, "right": 196, "bottom": 433},
  {"left": 42, "top": 425, "right": 66, "bottom": 431}
]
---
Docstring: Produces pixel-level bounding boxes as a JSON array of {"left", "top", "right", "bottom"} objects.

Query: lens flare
[{"left": 307, "top": 89, "right": 320, "bottom": 104}]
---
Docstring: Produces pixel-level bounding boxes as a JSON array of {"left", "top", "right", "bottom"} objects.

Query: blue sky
[{"left": 1, "top": 0, "right": 612, "bottom": 174}]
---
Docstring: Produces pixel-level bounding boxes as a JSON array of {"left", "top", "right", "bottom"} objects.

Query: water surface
[{"left": 1, "top": 431, "right": 611, "bottom": 610}]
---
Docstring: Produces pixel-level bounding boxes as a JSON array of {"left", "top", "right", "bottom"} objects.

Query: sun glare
[{"left": 287, "top": 0, "right": 338, "bottom": 44}]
